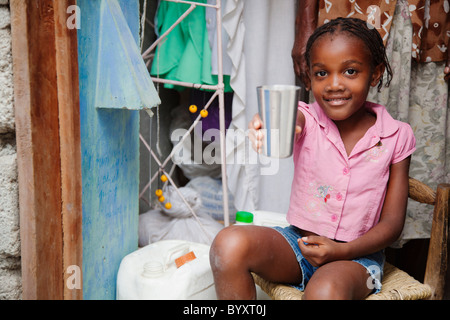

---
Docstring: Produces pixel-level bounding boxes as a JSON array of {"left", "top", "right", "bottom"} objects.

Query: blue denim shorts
[{"left": 273, "top": 225, "right": 385, "bottom": 294}]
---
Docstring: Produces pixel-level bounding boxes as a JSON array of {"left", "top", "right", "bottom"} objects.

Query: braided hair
[{"left": 305, "top": 17, "right": 393, "bottom": 92}]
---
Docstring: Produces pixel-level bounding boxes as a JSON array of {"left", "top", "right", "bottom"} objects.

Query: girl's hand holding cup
[
  {"left": 248, "top": 114, "right": 264, "bottom": 154},
  {"left": 248, "top": 113, "right": 303, "bottom": 154}
]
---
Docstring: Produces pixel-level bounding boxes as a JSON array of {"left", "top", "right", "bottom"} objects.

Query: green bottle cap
[{"left": 236, "top": 211, "right": 254, "bottom": 224}]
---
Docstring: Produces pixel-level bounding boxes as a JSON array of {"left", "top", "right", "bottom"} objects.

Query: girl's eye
[
  {"left": 345, "top": 69, "right": 357, "bottom": 76},
  {"left": 315, "top": 70, "right": 327, "bottom": 77}
]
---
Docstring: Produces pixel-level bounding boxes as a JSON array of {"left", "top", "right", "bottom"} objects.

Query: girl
[{"left": 209, "top": 17, "right": 416, "bottom": 300}]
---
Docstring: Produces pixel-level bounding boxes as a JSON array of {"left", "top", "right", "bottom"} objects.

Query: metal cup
[{"left": 256, "top": 85, "right": 301, "bottom": 158}]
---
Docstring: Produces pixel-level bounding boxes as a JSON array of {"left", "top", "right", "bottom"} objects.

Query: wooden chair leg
[{"left": 424, "top": 183, "right": 450, "bottom": 300}]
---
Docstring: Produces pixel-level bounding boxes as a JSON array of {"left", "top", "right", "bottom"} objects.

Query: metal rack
[{"left": 139, "top": 0, "right": 231, "bottom": 230}]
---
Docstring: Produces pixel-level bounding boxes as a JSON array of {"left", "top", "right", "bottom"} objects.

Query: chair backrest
[{"left": 408, "top": 177, "right": 450, "bottom": 300}]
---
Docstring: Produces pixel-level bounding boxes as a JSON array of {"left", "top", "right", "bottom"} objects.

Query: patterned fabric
[
  {"left": 367, "top": 0, "right": 449, "bottom": 246},
  {"left": 318, "top": 0, "right": 450, "bottom": 62},
  {"left": 409, "top": 0, "right": 450, "bottom": 62},
  {"left": 318, "top": 0, "right": 397, "bottom": 44}
]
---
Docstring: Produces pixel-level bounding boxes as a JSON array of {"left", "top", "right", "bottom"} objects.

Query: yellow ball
[
  {"left": 165, "top": 202, "right": 172, "bottom": 210},
  {"left": 160, "top": 174, "right": 168, "bottom": 182},
  {"left": 155, "top": 189, "right": 163, "bottom": 197},
  {"left": 158, "top": 196, "right": 165, "bottom": 202},
  {"left": 200, "top": 109, "right": 208, "bottom": 118},
  {"left": 189, "top": 104, "right": 197, "bottom": 113}
]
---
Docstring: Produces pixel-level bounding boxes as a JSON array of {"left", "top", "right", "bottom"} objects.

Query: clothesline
[{"left": 151, "top": 77, "right": 223, "bottom": 91}]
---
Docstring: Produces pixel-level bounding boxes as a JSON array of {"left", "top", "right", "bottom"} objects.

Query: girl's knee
[
  {"left": 303, "top": 278, "right": 350, "bottom": 300},
  {"left": 303, "top": 262, "right": 370, "bottom": 300},
  {"left": 209, "top": 226, "right": 252, "bottom": 272}
]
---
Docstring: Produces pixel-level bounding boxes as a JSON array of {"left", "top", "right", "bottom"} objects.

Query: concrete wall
[{"left": 0, "top": 0, "right": 22, "bottom": 300}]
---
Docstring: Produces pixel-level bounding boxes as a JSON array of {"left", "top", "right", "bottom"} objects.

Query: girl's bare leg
[
  {"left": 303, "top": 260, "right": 373, "bottom": 300},
  {"left": 209, "top": 225, "right": 302, "bottom": 300}
]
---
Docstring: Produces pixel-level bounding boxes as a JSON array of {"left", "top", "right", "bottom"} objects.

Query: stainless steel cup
[{"left": 256, "top": 85, "right": 301, "bottom": 158}]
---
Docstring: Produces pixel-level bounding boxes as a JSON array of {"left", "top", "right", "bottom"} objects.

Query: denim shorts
[{"left": 273, "top": 225, "right": 385, "bottom": 294}]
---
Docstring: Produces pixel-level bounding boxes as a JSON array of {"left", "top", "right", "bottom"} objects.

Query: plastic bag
[
  {"left": 186, "top": 176, "right": 236, "bottom": 221},
  {"left": 139, "top": 185, "right": 223, "bottom": 246},
  {"left": 161, "top": 185, "right": 201, "bottom": 219}
]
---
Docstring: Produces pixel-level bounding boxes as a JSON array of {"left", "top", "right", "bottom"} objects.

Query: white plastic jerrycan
[
  {"left": 252, "top": 210, "right": 290, "bottom": 228},
  {"left": 116, "top": 240, "right": 217, "bottom": 300}
]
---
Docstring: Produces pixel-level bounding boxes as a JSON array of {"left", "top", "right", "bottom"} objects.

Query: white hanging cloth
[{"left": 223, "top": 0, "right": 297, "bottom": 213}]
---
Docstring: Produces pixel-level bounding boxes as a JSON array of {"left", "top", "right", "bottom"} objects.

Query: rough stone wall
[{"left": 0, "top": 0, "right": 22, "bottom": 300}]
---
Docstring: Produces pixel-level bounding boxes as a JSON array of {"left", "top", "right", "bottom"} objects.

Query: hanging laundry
[
  {"left": 151, "top": 0, "right": 232, "bottom": 92},
  {"left": 189, "top": 89, "right": 233, "bottom": 133}
]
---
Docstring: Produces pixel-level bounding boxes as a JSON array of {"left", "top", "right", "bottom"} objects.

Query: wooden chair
[{"left": 253, "top": 178, "right": 450, "bottom": 300}]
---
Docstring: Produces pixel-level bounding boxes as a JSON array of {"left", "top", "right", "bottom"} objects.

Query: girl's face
[{"left": 308, "top": 33, "right": 384, "bottom": 123}]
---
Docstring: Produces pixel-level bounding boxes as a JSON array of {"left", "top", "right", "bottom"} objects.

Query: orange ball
[
  {"left": 189, "top": 104, "right": 197, "bottom": 113},
  {"left": 165, "top": 202, "right": 172, "bottom": 210},
  {"left": 155, "top": 189, "right": 163, "bottom": 197},
  {"left": 200, "top": 109, "right": 208, "bottom": 118},
  {"left": 158, "top": 196, "right": 165, "bottom": 202},
  {"left": 160, "top": 174, "right": 168, "bottom": 182}
]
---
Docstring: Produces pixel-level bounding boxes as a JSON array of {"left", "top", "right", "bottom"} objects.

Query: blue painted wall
[{"left": 77, "top": 0, "right": 140, "bottom": 300}]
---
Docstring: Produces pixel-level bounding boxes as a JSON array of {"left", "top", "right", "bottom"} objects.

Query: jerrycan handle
[{"left": 164, "top": 244, "right": 190, "bottom": 269}]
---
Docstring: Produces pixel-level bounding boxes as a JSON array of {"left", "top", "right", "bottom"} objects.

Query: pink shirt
[{"left": 286, "top": 101, "right": 416, "bottom": 242}]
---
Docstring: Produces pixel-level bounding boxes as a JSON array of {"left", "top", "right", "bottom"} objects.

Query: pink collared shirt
[{"left": 286, "top": 101, "right": 416, "bottom": 242}]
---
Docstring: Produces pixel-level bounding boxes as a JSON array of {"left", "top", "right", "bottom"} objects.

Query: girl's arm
[
  {"left": 299, "top": 156, "right": 411, "bottom": 266},
  {"left": 343, "top": 156, "right": 411, "bottom": 257}
]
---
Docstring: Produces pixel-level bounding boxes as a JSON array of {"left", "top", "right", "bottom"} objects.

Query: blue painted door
[{"left": 77, "top": 0, "right": 142, "bottom": 300}]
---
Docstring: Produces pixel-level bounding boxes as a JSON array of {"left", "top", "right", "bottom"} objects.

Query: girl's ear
[{"left": 370, "top": 63, "right": 385, "bottom": 87}]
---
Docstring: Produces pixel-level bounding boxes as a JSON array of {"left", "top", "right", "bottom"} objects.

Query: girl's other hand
[
  {"left": 298, "top": 235, "right": 345, "bottom": 267},
  {"left": 248, "top": 114, "right": 264, "bottom": 153}
]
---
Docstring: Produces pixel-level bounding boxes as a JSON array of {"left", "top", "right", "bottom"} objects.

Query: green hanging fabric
[{"left": 151, "top": 0, "right": 232, "bottom": 92}]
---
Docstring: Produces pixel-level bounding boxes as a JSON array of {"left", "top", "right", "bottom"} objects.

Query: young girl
[{"left": 209, "top": 17, "right": 416, "bottom": 300}]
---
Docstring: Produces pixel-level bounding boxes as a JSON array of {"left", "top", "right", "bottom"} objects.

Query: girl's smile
[
  {"left": 308, "top": 33, "right": 383, "bottom": 125},
  {"left": 323, "top": 96, "right": 351, "bottom": 106}
]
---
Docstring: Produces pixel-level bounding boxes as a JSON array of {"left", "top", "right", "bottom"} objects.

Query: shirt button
[
  {"left": 331, "top": 214, "right": 338, "bottom": 222},
  {"left": 343, "top": 167, "right": 349, "bottom": 175}
]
